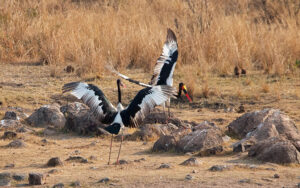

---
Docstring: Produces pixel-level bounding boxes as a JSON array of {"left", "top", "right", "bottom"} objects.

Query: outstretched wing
[
  {"left": 150, "top": 28, "right": 178, "bottom": 86},
  {"left": 106, "top": 65, "right": 151, "bottom": 88},
  {"left": 63, "top": 82, "right": 117, "bottom": 124},
  {"left": 120, "top": 85, "right": 176, "bottom": 127}
]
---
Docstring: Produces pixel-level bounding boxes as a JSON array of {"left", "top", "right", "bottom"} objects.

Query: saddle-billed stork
[
  {"left": 107, "top": 28, "right": 192, "bottom": 117},
  {"left": 63, "top": 80, "right": 176, "bottom": 164}
]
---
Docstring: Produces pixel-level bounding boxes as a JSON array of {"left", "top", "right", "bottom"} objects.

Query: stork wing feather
[
  {"left": 120, "top": 85, "right": 176, "bottom": 127},
  {"left": 150, "top": 28, "right": 178, "bottom": 86},
  {"left": 62, "top": 82, "right": 117, "bottom": 124}
]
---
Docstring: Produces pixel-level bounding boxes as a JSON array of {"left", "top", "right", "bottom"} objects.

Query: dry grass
[{"left": 0, "top": 0, "right": 299, "bottom": 78}]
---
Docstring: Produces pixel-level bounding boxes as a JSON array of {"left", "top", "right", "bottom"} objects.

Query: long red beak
[{"left": 182, "top": 85, "right": 192, "bottom": 102}]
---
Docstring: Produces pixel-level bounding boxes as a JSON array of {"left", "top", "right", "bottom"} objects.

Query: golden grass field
[{"left": 0, "top": 0, "right": 300, "bottom": 187}]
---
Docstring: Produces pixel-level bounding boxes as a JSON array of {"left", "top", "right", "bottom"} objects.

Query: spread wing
[
  {"left": 150, "top": 28, "right": 178, "bottom": 86},
  {"left": 120, "top": 85, "right": 176, "bottom": 127},
  {"left": 62, "top": 82, "right": 117, "bottom": 124}
]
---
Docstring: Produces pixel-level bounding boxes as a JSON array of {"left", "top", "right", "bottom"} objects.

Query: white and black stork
[
  {"left": 107, "top": 28, "right": 192, "bottom": 117},
  {"left": 62, "top": 79, "right": 175, "bottom": 164}
]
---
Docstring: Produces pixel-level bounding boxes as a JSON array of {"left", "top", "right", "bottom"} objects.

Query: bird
[
  {"left": 234, "top": 66, "right": 240, "bottom": 77},
  {"left": 106, "top": 28, "right": 191, "bottom": 118},
  {"left": 62, "top": 80, "right": 176, "bottom": 165}
]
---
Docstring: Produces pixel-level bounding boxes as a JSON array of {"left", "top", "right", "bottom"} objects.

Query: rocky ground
[{"left": 0, "top": 62, "right": 300, "bottom": 187}]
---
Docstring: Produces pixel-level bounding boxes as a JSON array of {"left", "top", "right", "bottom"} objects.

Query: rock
[
  {"left": 114, "top": 159, "right": 128, "bottom": 165},
  {"left": 62, "top": 102, "right": 106, "bottom": 135},
  {"left": 134, "top": 158, "right": 146, "bottom": 162},
  {"left": 185, "top": 174, "right": 193, "bottom": 180},
  {"left": 142, "top": 110, "right": 183, "bottom": 126},
  {"left": 0, "top": 179, "right": 10, "bottom": 187},
  {"left": 65, "top": 65, "right": 75, "bottom": 73},
  {"left": 209, "top": 165, "right": 230, "bottom": 172},
  {"left": 237, "top": 105, "right": 245, "bottom": 113},
  {"left": 6, "top": 139, "right": 25, "bottom": 148},
  {"left": 0, "top": 172, "right": 11, "bottom": 180},
  {"left": 158, "top": 163, "right": 171, "bottom": 169},
  {"left": 152, "top": 135, "right": 177, "bottom": 152},
  {"left": 298, "top": 182, "right": 300, "bottom": 188},
  {"left": 26, "top": 104, "right": 66, "bottom": 129},
  {"left": 176, "top": 129, "right": 223, "bottom": 154},
  {"left": 98, "top": 177, "right": 110, "bottom": 183},
  {"left": 130, "top": 123, "right": 178, "bottom": 141},
  {"left": 3, "top": 111, "right": 17, "bottom": 120},
  {"left": 274, "top": 174, "right": 280, "bottom": 178},
  {"left": 4, "top": 164, "right": 15, "bottom": 168},
  {"left": 43, "top": 127, "right": 57, "bottom": 136},
  {"left": 2, "top": 131, "right": 17, "bottom": 139},
  {"left": 28, "top": 173, "right": 45, "bottom": 185},
  {"left": 16, "top": 126, "right": 31, "bottom": 133},
  {"left": 248, "top": 137, "right": 300, "bottom": 164},
  {"left": 233, "top": 140, "right": 254, "bottom": 153},
  {"left": 70, "top": 181, "right": 81, "bottom": 187},
  {"left": 192, "top": 121, "right": 218, "bottom": 131},
  {"left": 53, "top": 183, "right": 64, "bottom": 188},
  {"left": 265, "top": 168, "right": 276, "bottom": 171},
  {"left": 48, "top": 169, "right": 61, "bottom": 174},
  {"left": 239, "top": 179, "right": 251, "bottom": 183},
  {"left": 47, "top": 157, "right": 63, "bottom": 167},
  {"left": 66, "top": 156, "right": 88, "bottom": 163},
  {"left": 180, "top": 158, "right": 200, "bottom": 166},
  {"left": 192, "top": 170, "right": 198, "bottom": 173},
  {"left": 222, "top": 135, "right": 231, "bottom": 142},
  {"left": 0, "top": 119, "right": 21, "bottom": 129},
  {"left": 89, "top": 155, "right": 97, "bottom": 160},
  {"left": 12, "top": 173, "right": 26, "bottom": 181}
]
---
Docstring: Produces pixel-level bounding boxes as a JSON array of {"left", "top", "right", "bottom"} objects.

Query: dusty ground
[{"left": 0, "top": 62, "right": 300, "bottom": 187}]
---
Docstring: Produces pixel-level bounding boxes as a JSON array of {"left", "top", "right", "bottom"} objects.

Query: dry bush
[{"left": 0, "top": 0, "right": 299, "bottom": 77}]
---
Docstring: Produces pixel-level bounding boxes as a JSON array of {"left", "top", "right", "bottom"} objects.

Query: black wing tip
[
  {"left": 167, "top": 28, "right": 177, "bottom": 43},
  {"left": 62, "top": 82, "right": 81, "bottom": 93}
]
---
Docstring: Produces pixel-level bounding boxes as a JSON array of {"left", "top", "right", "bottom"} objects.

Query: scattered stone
[
  {"left": 4, "top": 164, "right": 15, "bottom": 169},
  {"left": 192, "top": 170, "right": 198, "bottom": 173},
  {"left": 261, "top": 178, "right": 272, "bottom": 182},
  {"left": 70, "top": 181, "right": 81, "bottom": 187},
  {"left": 41, "top": 139, "right": 48, "bottom": 144},
  {"left": 239, "top": 179, "right": 251, "bottom": 183},
  {"left": 237, "top": 105, "right": 245, "bottom": 113},
  {"left": 53, "top": 183, "right": 64, "bottom": 188},
  {"left": 134, "top": 158, "right": 146, "bottom": 162},
  {"left": 158, "top": 163, "right": 171, "bottom": 169},
  {"left": 12, "top": 173, "right": 26, "bottom": 181},
  {"left": 176, "top": 129, "right": 223, "bottom": 154},
  {"left": 6, "top": 139, "right": 25, "bottom": 148},
  {"left": 65, "top": 65, "right": 75, "bottom": 73},
  {"left": 3, "top": 111, "right": 17, "bottom": 120},
  {"left": 209, "top": 165, "right": 230, "bottom": 172},
  {"left": 114, "top": 159, "right": 128, "bottom": 165},
  {"left": 73, "top": 150, "right": 80, "bottom": 155},
  {"left": 273, "top": 174, "right": 280, "bottom": 178},
  {"left": 142, "top": 110, "right": 183, "bottom": 126},
  {"left": 185, "top": 174, "right": 193, "bottom": 180},
  {"left": 152, "top": 135, "right": 177, "bottom": 152},
  {"left": 98, "top": 177, "right": 110, "bottom": 183},
  {"left": 48, "top": 169, "right": 61, "bottom": 174},
  {"left": 0, "top": 119, "right": 21, "bottom": 129},
  {"left": 28, "top": 173, "right": 45, "bottom": 185},
  {"left": 43, "top": 127, "right": 57, "bottom": 136},
  {"left": 26, "top": 104, "right": 66, "bottom": 129},
  {"left": 222, "top": 135, "right": 231, "bottom": 142},
  {"left": 16, "top": 126, "right": 30, "bottom": 133},
  {"left": 192, "top": 121, "right": 218, "bottom": 131},
  {"left": 265, "top": 168, "right": 276, "bottom": 171},
  {"left": 89, "top": 167, "right": 98, "bottom": 170},
  {"left": 180, "top": 158, "right": 200, "bottom": 166},
  {"left": 89, "top": 155, "right": 97, "bottom": 161},
  {"left": 66, "top": 156, "right": 88, "bottom": 163},
  {"left": 47, "top": 157, "right": 63, "bottom": 167}
]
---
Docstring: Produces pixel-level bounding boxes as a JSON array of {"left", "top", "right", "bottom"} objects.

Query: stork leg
[
  {"left": 162, "top": 102, "right": 168, "bottom": 124},
  {"left": 116, "top": 130, "right": 123, "bottom": 165},
  {"left": 167, "top": 98, "right": 171, "bottom": 118},
  {"left": 107, "top": 134, "right": 113, "bottom": 165}
]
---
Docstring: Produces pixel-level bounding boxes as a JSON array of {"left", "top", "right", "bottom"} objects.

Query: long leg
[
  {"left": 108, "top": 134, "right": 113, "bottom": 165},
  {"left": 116, "top": 130, "right": 124, "bottom": 165},
  {"left": 167, "top": 98, "right": 171, "bottom": 118}
]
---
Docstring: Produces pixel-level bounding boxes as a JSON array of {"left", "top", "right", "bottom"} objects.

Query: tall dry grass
[{"left": 0, "top": 0, "right": 299, "bottom": 76}]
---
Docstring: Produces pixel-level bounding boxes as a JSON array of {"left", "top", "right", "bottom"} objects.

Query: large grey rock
[
  {"left": 152, "top": 135, "right": 177, "bottom": 152},
  {"left": 176, "top": 128, "right": 223, "bottom": 154},
  {"left": 26, "top": 104, "right": 66, "bottom": 129},
  {"left": 6, "top": 139, "right": 25, "bottom": 148},
  {"left": 248, "top": 137, "right": 300, "bottom": 164},
  {"left": 62, "top": 102, "right": 106, "bottom": 135}
]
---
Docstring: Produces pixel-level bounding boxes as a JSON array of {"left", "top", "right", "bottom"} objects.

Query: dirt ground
[{"left": 0, "top": 63, "right": 300, "bottom": 187}]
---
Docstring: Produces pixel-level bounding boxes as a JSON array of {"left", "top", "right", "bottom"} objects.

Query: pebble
[
  {"left": 274, "top": 174, "right": 280, "bottom": 178},
  {"left": 70, "top": 181, "right": 81, "bottom": 187},
  {"left": 98, "top": 177, "right": 110, "bottom": 183},
  {"left": 4, "top": 164, "right": 15, "bottom": 169},
  {"left": 185, "top": 174, "right": 193, "bottom": 180},
  {"left": 158, "top": 163, "right": 171, "bottom": 169},
  {"left": 12, "top": 173, "right": 26, "bottom": 181},
  {"left": 239, "top": 179, "right": 251, "bottom": 183},
  {"left": 53, "top": 183, "right": 64, "bottom": 188}
]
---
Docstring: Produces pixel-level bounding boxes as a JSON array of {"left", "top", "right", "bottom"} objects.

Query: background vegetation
[{"left": 0, "top": 0, "right": 299, "bottom": 76}]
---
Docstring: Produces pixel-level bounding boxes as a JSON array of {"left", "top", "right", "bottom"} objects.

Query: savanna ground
[{"left": 1, "top": 0, "right": 300, "bottom": 187}]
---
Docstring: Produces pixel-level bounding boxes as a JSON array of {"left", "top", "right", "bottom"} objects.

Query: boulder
[
  {"left": 130, "top": 123, "right": 178, "bottom": 141},
  {"left": 152, "top": 135, "right": 177, "bottom": 152},
  {"left": 176, "top": 129, "right": 223, "bottom": 154},
  {"left": 28, "top": 173, "right": 46, "bottom": 185},
  {"left": 26, "top": 104, "right": 66, "bottom": 129},
  {"left": 61, "top": 102, "right": 106, "bottom": 135},
  {"left": 248, "top": 137, "right": 300, "bottom": 164},
  {"left": 2, "top": 131, "right": 17, "bottom": 139},
  {"left": 47, "top": 157, "right": 63, "bottom": 167},
  {"left": 6, "top": 139, "right": 26, "bottom": 148},
  {"left": 180, "top": 158, "right": 200, "bottom": 166}
]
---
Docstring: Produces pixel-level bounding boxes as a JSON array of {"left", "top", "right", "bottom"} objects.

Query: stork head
[
  {"left": 105, "top": 123, "right": 121, "bottom": 135},
  {"left": 178, "top": 83, "right": 192, "bottom": 102}
]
